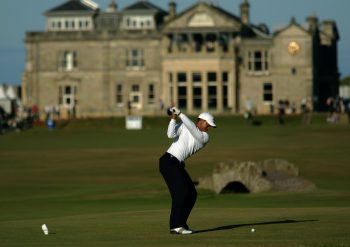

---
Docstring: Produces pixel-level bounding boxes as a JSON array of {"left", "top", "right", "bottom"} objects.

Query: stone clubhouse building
[{"left": 22, "top": 0, "right": 340, "bottom": 118}]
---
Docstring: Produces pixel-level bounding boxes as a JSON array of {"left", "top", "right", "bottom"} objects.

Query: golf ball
[{"left": 251, "top": 228, "right": 255, "bottom": 233}]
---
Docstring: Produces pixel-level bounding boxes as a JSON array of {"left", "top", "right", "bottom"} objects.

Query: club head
[{"left": 167, "top": 108, "right": 173, "bottom": 116}]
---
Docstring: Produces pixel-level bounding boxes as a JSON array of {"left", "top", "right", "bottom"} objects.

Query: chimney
[
  {"left": 306, "top": 14, "right": 318, "bottom": 33},
  {"left": 168, "top": 1, "right": 177, "bottom": 19},
  {"left": 321, "top": 20, "right": 339, "bottom": 41},
  {"left": 240, "top": 0, "right": 250, "bottom": 25}
]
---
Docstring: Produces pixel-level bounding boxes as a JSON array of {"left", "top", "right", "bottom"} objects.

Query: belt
[
  {"left": 166, "top": 152, "right": 185, "bottom": 167},
  {"left": 166, "top": 152, "right": 178, "bottom": 160}
]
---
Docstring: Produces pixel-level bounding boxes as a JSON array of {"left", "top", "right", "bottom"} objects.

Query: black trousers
[{"left": 159, "top": 153, "right": 197, "bottom": 229}]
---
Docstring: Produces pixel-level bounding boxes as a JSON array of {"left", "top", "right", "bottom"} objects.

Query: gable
[
  {"left": 188, "top": 12, "right": 215, "bottom": 27},
  {"left": 274, "top": 23, "right": 310, "bottom": 38},
  {"left": 123, "top": 1, "right": 166, "bottom": 14},
  {"left": 164, "top": 3, "right": 242, "bottom": 31}
]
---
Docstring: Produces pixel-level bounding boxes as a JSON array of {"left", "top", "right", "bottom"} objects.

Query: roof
[
  {"left": 0, "top": 85, "right": 7, "bottom": 100},
  {"left": 45, "top": 0, "right": 98, "bottom": 14},
  {"left": 209, "top": 3, "right": 242, "bottom": 24},
  {"left": 167, "top": 2, "right": 242, "bottom": 26},
  {"left": 122, "top": 1, "right": 167, "bottom": 14},
  {"left": 0, "top": 85, "right": 19, "bottom": 100},
  {"left": 274, "top": 17, "right": 309, "bottom": 36},
  {"left": 6, "top": 86, "right": 17, "bottom": 100}
]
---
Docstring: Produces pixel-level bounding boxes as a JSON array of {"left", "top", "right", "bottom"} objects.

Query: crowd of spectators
[{"left": 0, "top": 105, "right": 35, "bottom": 134}]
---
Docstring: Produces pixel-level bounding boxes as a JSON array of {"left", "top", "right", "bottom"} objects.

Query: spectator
[
  {"left": 277, "top": 100, "right": 285, "bottom": 125},
  {"left": 326, "top": 96, "right": 341, "bottom": 124},
  {"left": 346, "top": 100, "right": 350, "bottom": 124},
  {"left": 244, "top": 99, "right": 253, "bottom": 123},
  {"left": 301, "top": 98, "right": 312, "bottom": 124},
  {"left": 269, "top": 102, "right": 275, "bottom": 114}
]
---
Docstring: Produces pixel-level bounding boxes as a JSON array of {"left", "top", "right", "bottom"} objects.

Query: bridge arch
[{"left": 220, "top": 181, "right": 250, "bottom": 194}]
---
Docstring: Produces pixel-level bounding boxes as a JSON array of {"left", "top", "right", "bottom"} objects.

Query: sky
[{"left": 0, "top": 0, "right": 349, "bottom": 85}]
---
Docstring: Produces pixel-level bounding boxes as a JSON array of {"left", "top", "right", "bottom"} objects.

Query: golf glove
[{"left": 171, "top": 107, "right": 181, "bottom": 115}]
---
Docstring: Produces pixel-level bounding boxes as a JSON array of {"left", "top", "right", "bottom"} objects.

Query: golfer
[{"left": 159, "top": 107, "right": 216, "bottom": 234}]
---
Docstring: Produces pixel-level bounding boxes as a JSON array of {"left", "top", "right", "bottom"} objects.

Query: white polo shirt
[{"left": 166, "top": 113, "right": 209, "bottom": 162}]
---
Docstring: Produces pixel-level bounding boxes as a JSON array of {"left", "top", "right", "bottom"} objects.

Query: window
[
  {"left": 192, "top": 72, "right": 202, "bottom": 83},
  {"left": 193, "top": 87, "right": 202, "bottom": 109},
  {"left": 124, "top": 15, "right": 153, "bottom": 30},
  {"left": 175, "top": 34, "right": 188, "bottom": 52},
  {"left": 176, "top": 72, "right": 187, "bottom": 108},
  {"left": 168, "top": 72, "right": 174, "bottom": 105},
  {"left": 130, "top": 84, "right": 142, "bottom": 108},
  {"left": 126, "top": 49, "right": 144, "bottom": 69},
  {"left": 263, "top": 83, "right": 273, "bottom": 102},
  {"left": 222, "top": 72, "right": 228, "bottom": 109},
  {"left": 219, "top": 33, "right": 229, "bottom": 52},
  {"left": 206, "top": 33, "right": 216, "bottom": 52},
  {"left": 223, "top": 84, "right": 228, "bottom": 109},
  {"left": 59, "top": 85, "right": 77, "bottom": 108},
  {"left": 207, "top": 72, "right": 217, "bottom": 82},
  {"left": 177, "top": 72, "right": 187, "bottom": 84},
  {"left": 116, "top": 84, "right": 123, "bottom": 106},
  {"left": 222, "top": 72, "right": 228, "bottom": 83},
  {"left": 193, "top": 33, "right": 203, "bottom": 52},
  {"left": 132, "top": 85, "right": 140, "bottom": 92},
  {"left": 247, "top": 50, "right": 269, "bottom": 74},
  {"left": 48, "top": 17, "right": 92, "bottom": 31},
  {"left": 59, "top": 51, "right": 77, "bottom": 71},
  {"left": 254, "top": 51, "right": 262, "bottom": 71},
  {"left": 178, "top": 86, "right": 187, "bottom": 109},
  {"left": 264, "top": 50, "right": 269, "bottom": 71},
  {"left": 192, "top": 72, "right": 202, "bottom": 109},
  {"left": 208, "top": 85, "right": 217, "bottom": 109},
  {"left": 148, "top": 84, "right": 155, "bottom": 105}
]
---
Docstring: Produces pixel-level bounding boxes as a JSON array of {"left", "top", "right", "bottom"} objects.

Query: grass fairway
[{"left": 0, "top": 115, "right": 349, "bottom": 247}]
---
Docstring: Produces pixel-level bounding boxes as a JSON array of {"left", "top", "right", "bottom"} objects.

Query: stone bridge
[{"left": 196, "top": 159, "right": 316, "bottom": 194}]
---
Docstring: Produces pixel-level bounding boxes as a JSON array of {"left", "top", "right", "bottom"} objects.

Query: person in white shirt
[{"left": 159, "top": 107, "right": 216, "bottom": 235}]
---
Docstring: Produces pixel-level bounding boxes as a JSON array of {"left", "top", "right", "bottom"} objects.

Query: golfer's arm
[
  {"left": 167, "top": 119, "right": 180, "bottom": 138},
  {"left": 179, "top": 114, "right": 208, "bottom": 143}
]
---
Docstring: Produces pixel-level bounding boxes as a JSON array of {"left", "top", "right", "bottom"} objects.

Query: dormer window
[
  {"left": 47, "top": 17, "right": 93, "bottom": 31},
  {"left": 123, "top": 15, "right": 154, "bottom": 30}
]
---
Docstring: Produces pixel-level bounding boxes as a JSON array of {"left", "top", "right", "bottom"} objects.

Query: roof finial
[
  {"left": 240, "top": 0, "right": 250, "bottom": 25},
  {"left": 106, "top": 0, "right": 117, "bottom": 12},
  {"left": 290, "top": 16, "right": 296, "bottom": 24}
]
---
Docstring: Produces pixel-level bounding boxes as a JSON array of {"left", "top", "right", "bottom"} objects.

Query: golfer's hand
[{"left": 171, "top": 107, "right": 181, "bottom": 115}]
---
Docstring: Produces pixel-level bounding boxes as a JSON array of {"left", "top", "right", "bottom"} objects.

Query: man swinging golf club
[{"left": 159, "top": 106, "right": 216, "bottom": 234}]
